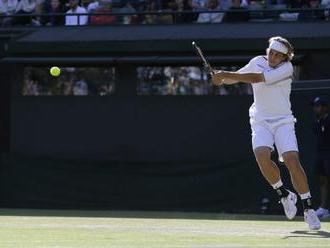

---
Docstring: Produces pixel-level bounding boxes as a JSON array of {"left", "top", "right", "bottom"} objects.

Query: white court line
[
  {"left": 0, "top": 223, "right": 321, "bottom": 237},
  {"left": 106, "top": 245, "right": 330, "bottom": 248}
]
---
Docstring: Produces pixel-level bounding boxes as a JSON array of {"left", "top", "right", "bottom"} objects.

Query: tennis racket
[{"left": 192, "top": 41, "right": 214, "bottom": 75}]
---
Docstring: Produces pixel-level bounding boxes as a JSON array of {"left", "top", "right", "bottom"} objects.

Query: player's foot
[
  {"left": 304, "top": 209, "right": 321, "bottom": 230},
  {"left": 280, "top": 190, "right": 297, "bottom": 220},
  {"left": 315, "top": 207, "right": 330, "bottom": 218}
]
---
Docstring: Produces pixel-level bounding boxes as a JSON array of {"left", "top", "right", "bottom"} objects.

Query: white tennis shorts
[{"left": 251, "top": 121, "right": 299, "bottom": 161}]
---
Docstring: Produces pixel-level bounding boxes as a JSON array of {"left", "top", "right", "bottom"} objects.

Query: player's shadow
[{"left": 283, "top": 230, "right": 330, "bottom": 239}]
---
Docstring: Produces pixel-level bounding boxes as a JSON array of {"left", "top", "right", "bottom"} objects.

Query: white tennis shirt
[{"left": 238, "top": 56, "right": 295, "bottom": 125}]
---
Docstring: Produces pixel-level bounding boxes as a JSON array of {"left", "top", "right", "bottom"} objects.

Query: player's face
[{"left": 267, "top": 49, "right": 286, "bottom": 68}]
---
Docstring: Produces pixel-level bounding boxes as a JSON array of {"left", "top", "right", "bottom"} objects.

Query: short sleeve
[
  {"left": 237, "top": 63, "right": 252, "bottom": 73},
  {"left": 237, "top": 56, "right": 259, "bottom": 73},
  {"left": 263, "top": 62, "right": 293, "bottom": 85}
]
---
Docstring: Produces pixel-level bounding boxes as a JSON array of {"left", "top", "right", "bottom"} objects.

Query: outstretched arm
[
  {"left": 212, "top": 70, "right": 238, "bottom": 84},
  {"left": 212, "top": 71, "right": 265, "bottom": 86}
]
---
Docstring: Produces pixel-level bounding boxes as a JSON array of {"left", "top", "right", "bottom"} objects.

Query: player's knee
[
  {"left": 282, "top": 151, "right": 300, "bottom": 170},
  {"left": 254, "top": 147, "right": 272, "bottom": 164}
]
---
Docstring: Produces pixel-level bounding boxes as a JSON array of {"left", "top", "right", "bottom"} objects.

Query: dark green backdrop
[{"left": 0, "top": 23, "right": 330, "bottom": 212}]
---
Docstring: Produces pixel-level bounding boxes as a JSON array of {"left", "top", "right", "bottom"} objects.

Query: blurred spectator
[
  {"left": 65, "top": 0, "right": 88, "bottom": 25},
  {"left": 144, "top": 0, "right": 176, "bottom": 24},
  {"left": 90, "top": 0, "right": 117, "bottom": 25},
  {"left": 22, "top": 76, "right": 40, "bottom": 95},
  {"left": 131, "top": 0, "right": 147, "bottom": 11},
  {"left": 190, "top": 0, "right": 208, "bottom": 23},
  {"left": 42, "top": 0, "right": 65, "bottom": 25},
  {"left": 82, "top": 0, "right": 99, "bottom": 12},
  {"left": 298, "top": 0, "right": 325, "bottom": 20},
  {"left": 73, "top": 78, "right": 88, "bottom": 95},
  {"left": 0, "top": 0, "right": 17, "bottom": 14},
  {"left": 12, "top": 0, "right": 38, "bottom": 25},
  {"left": 137, "top": 66, "right": 252, "bottom": 95},
  {"left": 219, "top": 0, "right": 233, "bottom": 9},
  {"left": 310, "top": 0, "right": 321, "bottom": 7},
  {"left": 223, "top": 0, "right": 249, "bottom": 22},
  {"left": 0, "top": 0, "right": 18, "bottom": 25},
  {"left": 98, "top": 82, "right": 115, "bottom": 95},
  {"left": 321, "top": 0, "right": 330, "bottom": 20},
  {"left": 87, "top": 1, "right": 99, "bottom": 12},
  {"left": 175, "top": 0, "right": 198, "bottom": 23},
  {"left": 192, "top": 0, "right": 208, "bottom": 9},
  {"left": 311, "top": 97, "right": 330, "bottom": 218},
  {"left": 147, "top": 0, "right": 161, "bottom": 10},
  {"left": 34, "top": 0, "right": 46, "bottom": 25},
  {"left": 61, "top": 74, "right": 74, "bottom": 95},
  {"left": 23, "top": 67, "right": 116, "bottom": 96},
  {"left": 115, "top": 0, "right": 138, "bottom": 24},
  {"left": 321, "top": 0, "right": 330, "bottom": 6},
  {"left": 288, "top": 0, "right": 308, "bottom": 8},
  {"left": 197, "top": 0, "right": 224, "bottom": 22},
  {"left": 279, "top": 0, "right": 307, "bottom": 21}
]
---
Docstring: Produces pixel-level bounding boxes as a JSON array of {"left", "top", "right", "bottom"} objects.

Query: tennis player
[{"left": 211, "top": 36, "right": 321, "bottom": 230}]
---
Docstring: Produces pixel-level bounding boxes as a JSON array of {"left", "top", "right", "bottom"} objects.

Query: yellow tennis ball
[{"left": 50, "top": 66, "right": 61, "bottom": 77}]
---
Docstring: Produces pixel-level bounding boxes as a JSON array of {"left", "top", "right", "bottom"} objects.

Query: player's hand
[{"left": 211, "top": 71, "right": 225, "bottom": 86}]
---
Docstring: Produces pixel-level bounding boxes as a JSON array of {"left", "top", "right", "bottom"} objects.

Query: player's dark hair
[{"left": 268, "top": 36, "right": 294, "bottom": 61}]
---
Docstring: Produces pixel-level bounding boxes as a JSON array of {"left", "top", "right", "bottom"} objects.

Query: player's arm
[
  {"left": 212, "top": 71, "right": 265, "bottom": 86},
  {"left": 212, "top": 70, "right": 238, "bottom": 84},
  {"left": 212, "top": 58, "right": 258, "bottom": 85}
]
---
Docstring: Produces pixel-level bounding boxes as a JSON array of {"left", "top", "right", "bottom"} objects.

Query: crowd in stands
[
  {"left": 137, "top": 64, "right": 300, "bottom": 95},
  {"left": 22, "top": 66, "right": 252, "bottom": 96},
  {"left": 0, "top": 0, "right": 329, "bottom": 26},
  {"left": 23, "top": 67, "right": 115, "bottom": 95},
  {"left": 23, "top": 64, "right": 300, "bottom": 96},
  {"left": 137, "top": 66, "right": 253, "bottom": 95}
]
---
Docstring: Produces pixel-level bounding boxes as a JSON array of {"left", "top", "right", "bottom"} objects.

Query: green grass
[{"left": 0, "top": 209, "right": 329, "bottom": 248}]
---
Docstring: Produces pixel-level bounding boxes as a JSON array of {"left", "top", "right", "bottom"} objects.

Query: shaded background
[{"left": 0, "top": 23, "right": 329, "bottom": 214}]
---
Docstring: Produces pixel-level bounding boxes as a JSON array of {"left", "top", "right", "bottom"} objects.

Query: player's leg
[
  {"left": 254, "top": 147, "right": 281, "bottom": 185},
  {"left": 252, "top": 124, "right": 280, "bottom": 184},
  {"left": 275, "top": 123, "right": 320, "bottom": 230},
  {"left": 282, "top": 151, "right": 309, "bottom": 194},
  {"left": 252, "top": 123, "right": 297, "bottom": 219},
  {"left": 252, "top": 124, "right": 277, "bottom": 180},
  {"left": 275, "top": 123, "right": 311, "bottom": 202},
  {"left": 282, "top": 151, "right": 320, "bottom": 229}
]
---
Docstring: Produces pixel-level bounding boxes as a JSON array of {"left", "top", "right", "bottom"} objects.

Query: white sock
[
  {"left": 300, "top": 192, "right": 311, "bottom": 200},
  {"left": 271, "top": 180, "right": 283, "bottom": 189}
]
